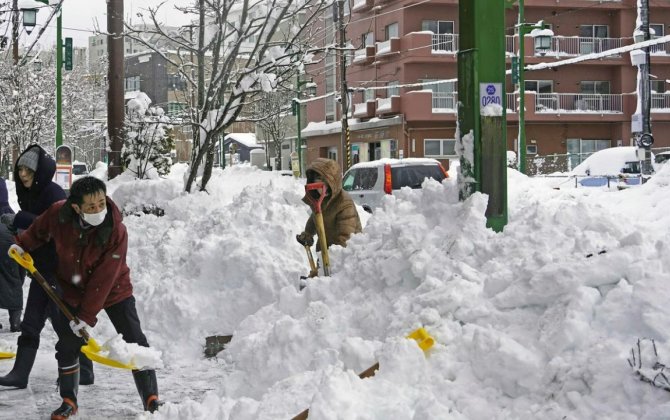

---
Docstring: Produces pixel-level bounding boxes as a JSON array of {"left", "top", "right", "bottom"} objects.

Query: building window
[
  {"left": 167, "top": 102, "right": 186, "bottom": 115},
  {"left": 124, "top": 75, "right": 140, "bottom": 92},
  {"left": 362, "top": 32, "right": 374, "bottom": 47},
  {"left": 325, "top": 54, "right": 336, "bottom": 123},
  {"left": 566, "top": 138, "right": 611, "bottom": 168},
  {"left": 385, "top": 22, "right": 399, "bottom": 40},
  {"left": 424, "top": 139, "right": 456, "bottom": 158},
  {"left": 580, "top": 81, "right": 610, "bottom": 94},
  {"left": 650, "top": 24, "right": 665, "bottom": 53},
  {"left": 650, "top": 80, "right": 665, "bottom": 93},
  {"left": 327, "top": 146, "right": 338, "bottom": 161},
  {"left": 579, "top": 25, "right": 608, "bottom": 54},
  {"left": 526, "top": 145, "right": 537, "bottom": 155},
  {"left": 421, "top": 20, "right": 454, "bottom": 35},
  {"left": 387, "top": 81, "right": 399, "bottom": 97},
  {"left": 421, "top": 79, "right": 456, "bottom": 109},
  {"left": 364, "top": 88, "right": 375, "bottom": 102},
  {"left": 525, "top": 80, "right": 553, "bottom": 93}
]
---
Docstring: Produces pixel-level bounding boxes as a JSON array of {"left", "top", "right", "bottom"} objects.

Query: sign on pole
[{"left": 54, "top": 145, "right": 73, "bottom": 190}]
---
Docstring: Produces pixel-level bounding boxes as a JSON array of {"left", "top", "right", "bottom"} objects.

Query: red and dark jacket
[{"left": 16, "top": 197, "right": 133, "bottom": 326}]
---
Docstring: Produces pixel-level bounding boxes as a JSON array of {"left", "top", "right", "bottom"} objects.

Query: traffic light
[{"left": 64, "top": 37, "right": 73, "bottom": 70}]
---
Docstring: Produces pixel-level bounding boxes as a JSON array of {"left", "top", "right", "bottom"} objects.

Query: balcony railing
[
  {"left": 353, "top": 48, "right": 368, "bottom": 63},
  {"left": 507, "top": 93, "right": 519, "bottom": 113},
  {"left": 431, "top": 34, "right": 459, "bottom": 53},
  {"left": 652, "top": 93, "right": 670, "bottom": 110},
  {"left": 432, "top": 92, "right": 457, "bottom": 110},
  {"left": 376, "top": 39, "right": 392, "bottom": 55},
  {"left": 547, "top": 37, "right": 624, "bottom": 56},
  {"left": 535, "top": 93, "right": 623, "bottom": 113}
]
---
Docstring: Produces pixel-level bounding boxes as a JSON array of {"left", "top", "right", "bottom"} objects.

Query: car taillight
[
  {"left": 438, "top": 163, "right": 449, "bottom": 178},
  {"left": 384, "top": 164, "right": 392, "bottom": 194}
]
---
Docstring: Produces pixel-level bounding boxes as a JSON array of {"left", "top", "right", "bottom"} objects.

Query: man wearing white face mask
[{"left": 12, "top": 176, "right": 160, "bottom": 419}]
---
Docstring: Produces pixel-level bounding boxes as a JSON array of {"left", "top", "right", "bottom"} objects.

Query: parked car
[
  {"left": 655, "top": 151, "right": 670, "bottom": 166},
  {"left": 342, "top": 158, "right": 448, "bottom": 213},
  {"left": 570, "top": 146, "right": 653, "bottom": 189},
  {"left": 72, "top": 161, "right": 90, "bottom": 176}
]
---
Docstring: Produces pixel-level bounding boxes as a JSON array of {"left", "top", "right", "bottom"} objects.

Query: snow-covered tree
[
  {"left": 122, "top": 92, "right": 174, "bottom": 179},
  {"left": 62, "top": 56, "right": 108, "bottom": 167},
  {"left": 254, "top": 90, "right": 293, "bottom": 170},
  {"left": 0, "top": 60, "right": 56, "bottom": 176},
  {"left": 127, "top": 0, "right": 330, "bottom": 192}
]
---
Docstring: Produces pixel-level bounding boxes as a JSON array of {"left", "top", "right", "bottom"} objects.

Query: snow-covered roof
[{"left": 225, "top": 133, "right": 259, "bottom": 148}]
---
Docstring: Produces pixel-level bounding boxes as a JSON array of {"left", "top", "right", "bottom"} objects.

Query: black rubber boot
[
  {"left": 52, "top": 364, "right": 79, "bottom": 420},
  {"left": 133, "top": 369, "right": 161, "bottom": 412},
  {"left": 0, "top": 345, "right": 37, "bottom": 388},
  {"left": 78, "top": 352, "right": 94, "bottom": 385},
  {"left": 8, "top": 309, "right": 21, "bottom": 332}
]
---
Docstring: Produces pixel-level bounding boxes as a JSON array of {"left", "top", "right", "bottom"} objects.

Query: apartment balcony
[
  {"left": 400, "top": 32, "right": 458, "bottom": 64},
  {"left": 353, "top": 45, "right": 375, "bottom": 65},
  {"left": 376, "top": 96, "right": 401, "bottom": 116},
  {"left": 351, "top": 0, "right": 373, "bottom": 13},
  {"left": 375, "top": 38, "right": 400, "bottom": 58},
  {"left": 353, "top": 100, "right": 376, "bottom": 119}
]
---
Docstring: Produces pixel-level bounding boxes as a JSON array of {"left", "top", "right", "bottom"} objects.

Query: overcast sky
[{"left": 16, "top": 0, "right": 192, "bottom": 48}]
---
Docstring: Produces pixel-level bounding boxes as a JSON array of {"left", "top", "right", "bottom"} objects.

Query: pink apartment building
[{"left": 302, "top": 0, "right": 670, "bottom": 173}]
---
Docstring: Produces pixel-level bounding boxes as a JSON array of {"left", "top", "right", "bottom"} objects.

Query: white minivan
[{"left": 342, "top": 158, "right": 448, "bottom": 213}]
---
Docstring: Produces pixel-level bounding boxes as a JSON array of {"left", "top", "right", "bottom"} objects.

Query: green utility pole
[
  {"left": 55, "top": 9, "right": 62, "bottom": 148},
  {"left": 458, "top": 0, "right": 508, "bottom": 232},
  {"left": 35, "top": 0, "right": 64, "bottom": 148}
]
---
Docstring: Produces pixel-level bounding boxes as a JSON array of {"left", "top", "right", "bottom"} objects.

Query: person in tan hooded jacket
[{"left": 297, "top": 158, "right": 362, "bottom": 250}]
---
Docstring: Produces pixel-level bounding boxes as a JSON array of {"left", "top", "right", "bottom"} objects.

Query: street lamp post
[
  {"left": 293, "top": 74, "right": 315, "bottom": 177},
  {"left": 514, "top": 0, "right": 551, "bottom": 174}
]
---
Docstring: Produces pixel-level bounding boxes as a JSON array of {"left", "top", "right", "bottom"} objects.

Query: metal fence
[
  {"left": 535, "top": 93, "right": 623, "bottom": 113},
  {"left": 431, "top": 34, "right": 459, "bottom": 52}
]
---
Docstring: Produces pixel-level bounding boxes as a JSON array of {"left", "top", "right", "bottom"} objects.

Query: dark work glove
[
  {"left": 0, "top": 213, "right": 15, "bottom": 228},
  {"left": 296, "top": 232, "right": 314, "bottom": 247}
]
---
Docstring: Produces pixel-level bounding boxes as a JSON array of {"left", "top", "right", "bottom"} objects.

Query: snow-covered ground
[{"left": 0, "top": 162, "right": 669, "bottom": 419}]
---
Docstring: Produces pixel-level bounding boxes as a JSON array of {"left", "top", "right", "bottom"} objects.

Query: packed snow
[{"left": 0, "top": 161, "right": 669, "bottom": 419}]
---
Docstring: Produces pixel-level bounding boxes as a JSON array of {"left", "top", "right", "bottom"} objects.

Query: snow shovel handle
[
  {"left": 9, "top": 248, "right": 90, "bottom": 341},
  {"left": 304, "top": 182, "right": 327, "bottom": 214},
  {"left": 304, "top": 245, "right": 318, "bottom": 277}
]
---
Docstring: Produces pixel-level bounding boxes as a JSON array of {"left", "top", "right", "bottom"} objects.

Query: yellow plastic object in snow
[
  {"left": 9, "top": 247, "right": 135, "bottom": 370},
  {"left": 0, "top": 352, "right": 15, "bottom": 359},
  {"left": 407, "top": 327, "right": 435, "bottom": 352}
]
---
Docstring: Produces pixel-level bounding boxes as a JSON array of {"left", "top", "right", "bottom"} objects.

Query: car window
[
  {"left": 343, "top": 168, "right": 378, "bottom": 191},
  {"left": 391, "top": 165, "right": 445, "bottom": 189},
  {"left": 655, "top": 153, "right": 670, "bottom": 164},
  {"left": 72, "top": 164, "right": 88, "bottom": 175},
  {"left": 621, "top": 161, "right": 640, "bottom": 174}
]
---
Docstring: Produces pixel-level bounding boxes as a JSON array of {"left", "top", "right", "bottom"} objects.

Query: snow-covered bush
[{"left": 122, "top": 92, "right": 174, "bottom": 179}]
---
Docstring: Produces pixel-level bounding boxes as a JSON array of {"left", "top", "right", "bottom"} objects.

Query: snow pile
[
  {"left": 94, "top": 161, "right": 670, "bottom": 419},
  {"left": 4, "top": 161, "right": 667, "bottom": 418}
]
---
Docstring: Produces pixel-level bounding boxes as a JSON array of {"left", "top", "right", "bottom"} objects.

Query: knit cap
[{"left": 18, "top": 148, "right": 39, "bottom": 172}]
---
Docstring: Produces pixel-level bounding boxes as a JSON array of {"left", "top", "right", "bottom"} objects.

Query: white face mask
[{"left": 81, "top": 208, "right": 107, "bottom": 226}]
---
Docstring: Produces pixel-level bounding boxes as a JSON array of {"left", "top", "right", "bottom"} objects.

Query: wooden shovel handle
[{"left": 9, "top": 248, "right": 90, "bottom": 341}]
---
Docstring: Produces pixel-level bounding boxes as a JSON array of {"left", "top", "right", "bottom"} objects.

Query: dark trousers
[
  {"left": 52, "top": 296, "right": 149, "bottom": 367},
  {"left": 18, "top": 277, "right": 57, "bottom": 349}
]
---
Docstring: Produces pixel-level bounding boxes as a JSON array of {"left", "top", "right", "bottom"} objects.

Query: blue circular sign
[{"left": 486, "top": 84, "right": 496, "bottom": 95}]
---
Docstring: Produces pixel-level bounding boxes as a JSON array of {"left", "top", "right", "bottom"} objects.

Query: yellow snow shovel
[
  {"left": 9, "top": 248, "right": 135, "bottom": 370},
  {"left": 304, "top": 182, "right": 330, "bottom": 276},
  {"left": 0, "top": 351, "right": 15, "bottom": 359}
]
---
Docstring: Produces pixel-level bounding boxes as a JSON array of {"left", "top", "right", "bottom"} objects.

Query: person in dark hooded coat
[
  {"left": 0, "top": 177, "right": 24, "bottom": 331},
  {"left": 0, "top": 144, "right": 94, "bottom": 389}
]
